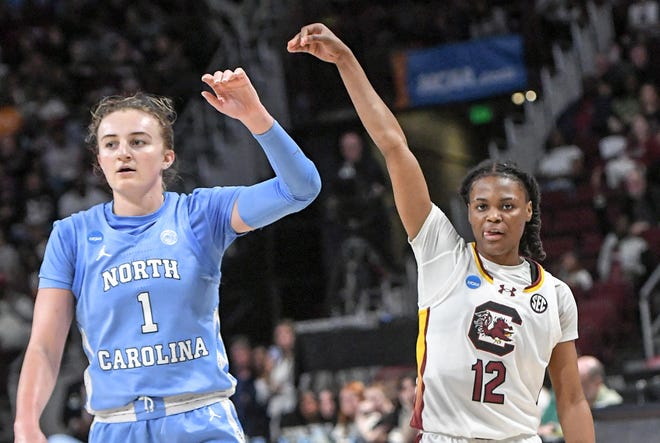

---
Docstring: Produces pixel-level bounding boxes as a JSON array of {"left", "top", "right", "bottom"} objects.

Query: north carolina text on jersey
[{"left": 101, "top": 258, "right": 181, "bottom": 291}]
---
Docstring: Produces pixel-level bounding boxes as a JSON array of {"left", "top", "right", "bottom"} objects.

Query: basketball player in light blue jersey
[
  {"left": 14, "top": 67, "right": 321, "bottom": 443},
  {"left": 288, "top": 24, "right": 595, "bottom": 442}
]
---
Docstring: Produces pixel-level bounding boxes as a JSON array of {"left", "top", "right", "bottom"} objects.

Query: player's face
[
  {"left": 97, "top": 109, "right": 174, "bottom": 198},
  {"left": 467, "top": 175, "right": 532, "bottom": 266}
]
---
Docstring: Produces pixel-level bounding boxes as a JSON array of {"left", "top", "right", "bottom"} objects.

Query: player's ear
[
  {"left": 525, "top": 200, "right": 532, "bottom": 222},
  {"left": 163, "top": 150, "right": 175, "bottom": 170}
]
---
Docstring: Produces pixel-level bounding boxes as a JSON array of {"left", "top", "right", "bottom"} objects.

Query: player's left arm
[
  {"left": 547, "top": 340, "right": 595, "bottom": 443},
  {"left": 201, "top": 68, "right": 321, "bottom": 233}
]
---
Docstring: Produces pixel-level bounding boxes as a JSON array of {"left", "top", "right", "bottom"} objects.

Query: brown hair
[
  {"left": 85, "top": 92, "right": 178, "bottom": 188},
  {"left": 337, "top": 380, "right": 365, "bottom": 425}
]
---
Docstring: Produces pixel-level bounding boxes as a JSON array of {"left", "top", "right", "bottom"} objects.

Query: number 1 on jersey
[{"left": 137, "top": 292, "right": 159, "bottom": 333}]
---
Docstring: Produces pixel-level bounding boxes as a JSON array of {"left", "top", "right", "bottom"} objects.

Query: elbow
[
  {"left": 292, "top": 168, "right": 322, "bottom": 204},
  {"left": 308, "top": 168, "right": 322, "bottom": 200},
  {"left": 377, "top": 129, "right": 408, "bottom": 157},
  {"left": 274, "top": 169, "right": 322, "bottom": 217}
]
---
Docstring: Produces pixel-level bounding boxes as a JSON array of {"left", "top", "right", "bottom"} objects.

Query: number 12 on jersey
[{"left": 471, "top": 359, "right": 506, "bottom": 404}]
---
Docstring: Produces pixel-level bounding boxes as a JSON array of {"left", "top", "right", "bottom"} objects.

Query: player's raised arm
[
  {"left": 201, "top": 67, "right": 321, "bottom": 234},
  {"left": 287, "top": 23, "right": 431, "bottom": 239}
]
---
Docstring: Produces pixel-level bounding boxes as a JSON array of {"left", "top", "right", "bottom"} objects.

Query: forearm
[
  {"left": 14, "top": 344, "right": 63, "bottom": 433},
  {"left": 253, "top": 120, "right": 321, "bottom": 198},
  {"left": 334, "top": 50, "right": 407, "bottom": 158},
  {"left": 237, "top": 121, "right": 321, "bottom": 228},
  {"left": 557, "top": 399, "right": 595, "bottom": 442}
]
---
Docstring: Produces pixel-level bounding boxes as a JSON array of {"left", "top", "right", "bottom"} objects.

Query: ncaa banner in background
[{"left": 392, "top": 34, "right": 527, "bottom": 108}]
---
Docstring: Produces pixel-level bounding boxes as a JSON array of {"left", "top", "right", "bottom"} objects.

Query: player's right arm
[
  {"left": 287, "top": 23, "right": 432, "bottom": 239},
  {"left": 14, "top": 287, "right": 75, "bottom": 443},
  {"left": 548, "top": 340, "right": 595, "bottom": 442}
]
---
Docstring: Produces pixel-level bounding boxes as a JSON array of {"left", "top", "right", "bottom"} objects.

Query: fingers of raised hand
[
  {"left": 201, "top": 68, "right": 246, "bottom": 91},
  {"left": 287, "top": 23, "right": 327, "bottom": 52}
]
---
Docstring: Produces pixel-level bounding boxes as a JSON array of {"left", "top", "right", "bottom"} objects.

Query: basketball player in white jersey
[
  {"left": 288, "top": 24, "right": 595, "bottom": 442},
  {"left": 13, "top": 67, "right": 321, "bottom": 442}
]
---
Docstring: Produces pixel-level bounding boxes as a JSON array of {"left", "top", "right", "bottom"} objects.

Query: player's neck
[{"left": 112, "top": 191, "right": 165, "bottom": 216}]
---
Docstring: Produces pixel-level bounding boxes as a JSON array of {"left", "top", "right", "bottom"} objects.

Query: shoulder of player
[
  {"left": 541, "top": 267, "right": 573, "bottom": 295},
  {"left": 54, "top": 204, "right": 100, "bottom": 228}
]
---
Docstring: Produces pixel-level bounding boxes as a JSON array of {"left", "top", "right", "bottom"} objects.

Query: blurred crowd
[
  {"left": 226, "top": 320, "right": 418, "bottom": 443},
  {"left": 535, "top": 1, "right": 660, "bottom": 367},
  {"left": 0, "top": 0, "right": 659, "bottom": 442}
]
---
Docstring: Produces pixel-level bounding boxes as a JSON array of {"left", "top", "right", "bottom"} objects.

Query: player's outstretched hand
[
  {"left": 286, "top": 23, "right": 351, "bottom": 65},
  {"left": 201, "top": 68, "right": 272, "bottom": 134}
]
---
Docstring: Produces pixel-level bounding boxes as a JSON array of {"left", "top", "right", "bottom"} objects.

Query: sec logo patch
[{"left": 530, "top": 294, "right": 548, "bottom": 313}]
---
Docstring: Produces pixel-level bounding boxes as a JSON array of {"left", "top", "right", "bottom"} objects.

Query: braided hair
[{"left": 458, "top": 159, "right": 546, "bottom": 262}]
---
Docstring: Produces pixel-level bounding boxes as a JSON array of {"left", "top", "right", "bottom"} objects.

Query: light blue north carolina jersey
[{"left": 39, "top": 188, "right": 242, "bottom": 412}]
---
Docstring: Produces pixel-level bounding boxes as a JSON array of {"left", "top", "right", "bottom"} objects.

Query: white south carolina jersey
[
  {"left": 39, "top": 188, "right": 242, "bottom": 413},
  {"left": 408, "top": 205, "right": 578, "bottom": 439}
]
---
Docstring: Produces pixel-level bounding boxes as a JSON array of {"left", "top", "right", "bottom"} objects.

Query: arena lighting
[
  {"left": 468, "top": 104, "right": 494, "bottom": 125},
  {"left": 511, "top": 92, "right": 525, "bottom": 105},
  {"left": 525, "top": 90, "right": 537, "bottom": 102}
]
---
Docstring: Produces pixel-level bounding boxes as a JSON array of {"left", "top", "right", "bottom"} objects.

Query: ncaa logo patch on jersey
[
  {"left": 465, "top": 275, "right": 481, "bottom": 289},
  {"left": 88, "top": 231, "right": 104, "bottom": 244},
  {"left": 160, "top": 229, "right": 178, "bottom": 245},
  {"left": 468, "top": 301, "right": 522, "bottom": 356}
]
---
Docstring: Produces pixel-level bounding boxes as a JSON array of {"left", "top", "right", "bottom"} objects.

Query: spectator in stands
[
  {"left": 35, "top": 123, "right": 83, "bottom": 196},
  {"left": 331, "top": 380, "right": 365, "bottom": 443},
  {"left": 323, "top": 129, "right": 393, "bottom": 315},
  {"left": 57, "top": 175, "right": 109, "bottom": 219},
  {"left": 639, "top": 82, "right": 660, "bottom": 128},
  {"left": 577, "top": 355, "right": 623, "bottom": 409},
  {"left": 280, "top": 389, "right": 322, "bottom": 430},
  {"left": 628, "top": 113, "right": 660, "bottom": 169},
  {"left": 251, "top": 343, "right": 273, "bottom": 417},
  {"left": 0, "top": 229, "right": 23, "bottom": 290},
  {"left": 591, "top": 159, "right": 660, "bottom": 235},
  {"left": 612, "top": 71, "right": 641, "bottom": 126},
  {"left": 593, "top": 162, "right": 659, "bottom": 288},
  {"left": 557, "top": 74, "right": 612, "bottom": 145},
  {"left": 620, "top": 162, "right": 660, "bottom": 230},
  {"left": 0, "top": 131, "right": 28, "bottom": 183},
  {"left": 627, "top": 39, "right": 657, "bottom": 86},
  {"left": 317, "top": 387, "right": 338, "bottom": 427},
  {"left": 267, "top": 319, "right": 299, "bottom": 440},
  {"left": 537, "top": 127, "right": 585, "bottom": 191},
  {"left": 390, "top": 372, "right": 418, "bottom": 443},
  {"left": 555, "top": 250, "right": 594, "bottom": 292},
  {"left": 229, "top": 335, "right": 269, "bottom": 442},
  {"left": 19, "top": 169, "right": 56, "bottom": 233},
  {"left": 355, "top": 381, "right": 398, "bottom": 443},
  {"left": 596, "top": 211, "right": 655, "bottom": 287},
  {"left": 597, "top": 116, "right": 637, "bottom": 190}
]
